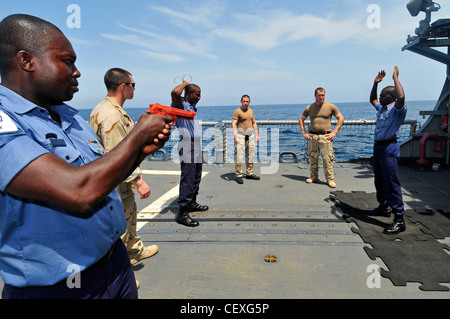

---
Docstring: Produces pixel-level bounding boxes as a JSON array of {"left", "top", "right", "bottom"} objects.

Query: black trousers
[
  {"left": 178, "top": 141, "right": 203, "bottom": 208},
  {"left": 2, "top": 240, "right": 138, "bottom": 299}
]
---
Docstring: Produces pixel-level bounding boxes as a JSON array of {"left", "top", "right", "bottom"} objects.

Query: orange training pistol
[{"left": 146, "top": 103, "right": 196, "bottom": 126}]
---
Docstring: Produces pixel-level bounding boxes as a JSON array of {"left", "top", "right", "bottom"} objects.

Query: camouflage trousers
[
  {"left": 117, "top": 182, "right": 145, "bottom": 260},
  {"left": 307, "top": 134, "right": 335, "bottom": 181},
  {"left": 235, "top": 132, "right": 255, "bottom": 177}
]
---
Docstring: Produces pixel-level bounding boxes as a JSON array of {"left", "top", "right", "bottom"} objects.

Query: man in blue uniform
[
  {"left": 171, "top": 80, "right": 208, "bottom": 227},
  {"left": 369, "top": 66, "right": 407, "bottom": 234},
  {"left": 0, "top": 14, "right": 171, "bottom": 298}
]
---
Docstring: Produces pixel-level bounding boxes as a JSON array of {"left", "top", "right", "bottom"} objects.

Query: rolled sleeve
[{"left": 0, "top": 134, "right": 48, "bottom": 191}]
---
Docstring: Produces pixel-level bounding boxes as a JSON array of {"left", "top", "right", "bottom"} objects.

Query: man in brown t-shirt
[
  {"left": 232, "top": 95, "right": 260, "bottom": 184},
  {"left": 299, "top": 88, "right": 344, "bottom": 188}
]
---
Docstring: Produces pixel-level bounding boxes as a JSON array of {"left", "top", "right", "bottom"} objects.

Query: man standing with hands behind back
[
  {"left": 369, "top": 66, "right": 407, "bottom": 234},
  {"left": 89, "top": 68, "right": 159, "bottom": 266},
  {"left": 232, "top": 94, "right": 260, "bottom": 184}
]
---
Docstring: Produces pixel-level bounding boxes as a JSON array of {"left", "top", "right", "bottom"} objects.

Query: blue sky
[{"left": 0, "top": 0, "right": 449, "bottom": 108}]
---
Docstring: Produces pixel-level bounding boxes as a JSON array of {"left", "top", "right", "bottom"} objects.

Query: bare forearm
[
  {"left": 393, "top": 76, "right": 405, "bottom": 109},
  {"left": 7, "top": 115, "right": 171, "bottom": 213},
  {"left": 333, "top": 116, "right": 344, "bottom": 134},
  {"left": 298, "top": 117, "right": 307, "bottom": 135},
  {"left": 370, "top": 82, "right": 379, "bottom": 106},
  {"left": 7, "top": 129, "right": 145, "bottom": 212},
  {"left": 171, "top": 81, "right": 189, "bottom": 107}
]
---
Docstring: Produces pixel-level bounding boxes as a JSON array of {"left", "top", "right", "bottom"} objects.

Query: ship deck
[
  {"left": 132, "top": 160, "right": 450, "bottom": 299},
  {"left": 1, "top": 160, "right": 449, "bottom": 300}
]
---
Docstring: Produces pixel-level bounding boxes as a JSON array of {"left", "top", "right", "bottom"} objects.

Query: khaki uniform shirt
[
  {"left": 302, "top": 101, "right": 341, "bottom": 132},
  {"left": 89, "top": 97, "right": 142, "bottom": 191}
]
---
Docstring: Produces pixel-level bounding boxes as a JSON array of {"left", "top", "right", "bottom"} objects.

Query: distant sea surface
[
  {"left": 77, "top": 100, "right": 436, "bottom": 162},
  {"left": 78, "top": 100, "right": 435, "bottom": 124}
]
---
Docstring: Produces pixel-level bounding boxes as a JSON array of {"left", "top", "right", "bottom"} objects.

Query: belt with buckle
[
  {"left": 375, "top": 139, "right": 397, "bottom": 145},
  {"left": 88, "top": 239, "right": 120, "bottom": 271},
  {"left": 309, "top": 131, "right": 331, "bottom": 135}
]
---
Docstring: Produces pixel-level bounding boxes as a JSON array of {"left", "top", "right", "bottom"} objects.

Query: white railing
[{"left": 149, "top": 120, "right": 419, "bottom": 164}]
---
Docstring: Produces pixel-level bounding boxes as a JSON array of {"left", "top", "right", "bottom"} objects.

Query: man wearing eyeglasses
[{"left": 89, "top": 68, "right": 159, "bottom": 270}]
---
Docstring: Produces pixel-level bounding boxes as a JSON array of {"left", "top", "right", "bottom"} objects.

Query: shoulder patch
[{"left": 0, "top": 110, "right": 18, "bottom": 133}]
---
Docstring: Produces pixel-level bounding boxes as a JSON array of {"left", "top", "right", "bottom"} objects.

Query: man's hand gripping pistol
[{"left": 146, "top": 103, "right": 196, "bottom": 126}]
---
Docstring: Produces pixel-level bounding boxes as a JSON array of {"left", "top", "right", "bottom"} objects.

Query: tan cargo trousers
[
  {"left": 235, "top": 132, "right": 256, "bottom": 177},
  {"left": 307, "top": 134, "right": 335, "bottom": 181},
  {"left": 117, "top": 182, "right": 145, "bottom": 260}
]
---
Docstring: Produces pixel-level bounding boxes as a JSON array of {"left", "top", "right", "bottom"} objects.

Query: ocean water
[
  {"left": 77, "top": 100, "right": 436, "bottom": 162},
  {"left": 78, "top": 100, "right": 435, "bottom": 124}
]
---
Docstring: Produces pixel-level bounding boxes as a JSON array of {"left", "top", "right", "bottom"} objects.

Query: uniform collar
[
  {"left": 104, "top": 96, "right": 131, "bottom": 118},
  {"left": 0, "top": 84, "right": 37, "bottom": 114},
  {"left": 0, "top": 85, "right": 79, "bottom": 132},
  {"left": 0, "top": 84, "right": 78, "bottom": 118}
]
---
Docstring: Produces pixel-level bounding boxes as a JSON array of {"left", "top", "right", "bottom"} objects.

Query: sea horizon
[{"left": 77, "top": 99, "right": 437, "bottom": 126}]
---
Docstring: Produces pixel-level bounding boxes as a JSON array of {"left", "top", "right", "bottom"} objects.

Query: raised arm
[
  {"left": 392, "top": 66, "right": 405, "bottom": 109},
  {"left": 6, "top": 114, "right": 172, "bottom": 214},
  {"left": 370, "top": 70, "right": 386, "bottom": 106},
  {"left": 171, "top": 81, "right": 190, "bottom": 108}
]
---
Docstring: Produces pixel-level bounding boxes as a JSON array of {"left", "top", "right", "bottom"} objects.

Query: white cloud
[
  {"left": 205, "top": 68, "right": 295, "bottom": 83},
  {"left": 150, "top": 1, "right": 225, "bottom": 31},
  {"left": 211, "top": 2, "right": 449, "bottom": 51},
  {"left": 99, "top": 22, "right": 218, "bottom": 61},
  {"left": 96, "top": 1, "right": 449, "bottom": 79},
  {"left": 139, "top": 50, "right": 185, "bottom": 63},
  {"left": 213, "top": 12, "right": 365, "bottom": 50},
  {"left": 68, "top": 37, "right": 100, "bottom": 47}
]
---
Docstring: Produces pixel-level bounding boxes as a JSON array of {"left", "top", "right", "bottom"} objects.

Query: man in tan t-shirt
[
  {"left": 232, "top": 95, "right": 260, "bottom": 184},
  {"left": 299, "top": 87, "right": 344, "bottom": 188}
]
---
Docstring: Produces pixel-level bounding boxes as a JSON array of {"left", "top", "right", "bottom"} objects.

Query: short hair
[
  {"left": 241, "top": 94, "right": 250, "bottom": 101},
  {"left": 382, "top": 86, "right": 398, "bottom": 99},
  {"left": 104, "top": 68, "right": 132, "bottom": 91},
  {"left": 0, "top": 14, "right": 63, "bottom": 75},
  {"left": 315, "top": 87, "right": 326, "bottom": 95},
  {"left": 184, "top": 83, "right": 200, "bottom": 97}
]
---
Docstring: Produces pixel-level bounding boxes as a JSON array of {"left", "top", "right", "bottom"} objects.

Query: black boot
[
  {"left": 186, "top": 195, "right": 209, "bottom": 212},
  {"left": 186, "top": 201, "right": 209, "bottom": 212},
  {"left": 367, "top": 204, "right": 392, "bottom": 217},
  {"left": 383, "top": 215, "right": 406, "bottom": 234},
  {"left": 175, "top": 207, "right": 199, "bottom": 227}
]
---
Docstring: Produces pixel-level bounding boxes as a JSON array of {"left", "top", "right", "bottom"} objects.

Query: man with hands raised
[{"left": 369, "top": 66, "right": 407, "bottom": 234}]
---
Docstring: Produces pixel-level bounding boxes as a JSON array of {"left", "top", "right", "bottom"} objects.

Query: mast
[{"left": 400, "top": 0, "right": 450, "bottom": 165}]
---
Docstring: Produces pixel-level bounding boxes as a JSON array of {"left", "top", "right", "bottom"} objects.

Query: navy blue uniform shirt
[{"left": 0, "top": 85, "right": 125, "bottom": 287}]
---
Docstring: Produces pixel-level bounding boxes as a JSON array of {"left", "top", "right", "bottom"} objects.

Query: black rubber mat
[{"left": 330, "top": 191, "right": 450, "bottom": 291}]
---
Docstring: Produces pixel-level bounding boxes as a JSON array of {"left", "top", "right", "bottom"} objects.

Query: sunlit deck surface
[
  {"left": 1, "top": 160, "right": 449, "bottom": 299},
  {"left": 131, "top": 160, "right": 450, "bottom": 299}
]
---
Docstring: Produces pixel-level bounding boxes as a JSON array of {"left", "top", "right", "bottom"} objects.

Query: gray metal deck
[
  {"left": 131, "top": 160, "right": 450, "bottom": 299},
  {"left": 1, "top": 160, "right": 449, "bottom": 299}
]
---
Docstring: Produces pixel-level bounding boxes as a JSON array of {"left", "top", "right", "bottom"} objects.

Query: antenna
[{"left": 407, "top": 0, "right": 441, "bottom": 36}]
